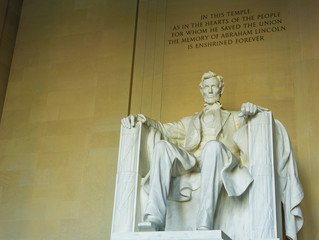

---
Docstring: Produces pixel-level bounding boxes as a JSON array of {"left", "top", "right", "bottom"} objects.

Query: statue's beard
[{"left": 204, "top": 94, "right": 220, "bottom": 104}]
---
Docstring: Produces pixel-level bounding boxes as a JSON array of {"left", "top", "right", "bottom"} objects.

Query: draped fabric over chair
[{"left": 111, "top": 112, "right": 303, "bottom": 240}]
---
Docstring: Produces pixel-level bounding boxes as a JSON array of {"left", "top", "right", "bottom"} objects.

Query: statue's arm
[{"left": 121, "top": 114, "right": 187, "bottom": 141}]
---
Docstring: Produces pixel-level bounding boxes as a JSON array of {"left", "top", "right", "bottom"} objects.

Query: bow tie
[{"left": 204, "top": 102, "right": 222, "bottom": 112}]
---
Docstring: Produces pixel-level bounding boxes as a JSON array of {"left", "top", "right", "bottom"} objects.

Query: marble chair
[{"left": 111, "top": 111, "right": 303, "bottom": 240}]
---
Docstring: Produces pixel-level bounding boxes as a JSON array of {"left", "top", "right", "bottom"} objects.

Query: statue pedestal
[
  {"left": 111, "top": 230, "right": 231, "bottom": 240},
  {"left": 111, "top": 230, "right": 281, "bottom": 240}
]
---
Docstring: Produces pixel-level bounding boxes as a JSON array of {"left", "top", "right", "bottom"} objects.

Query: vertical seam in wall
[
  {"left": 0, "top": 0, "right": 23, "bottom": 123},
  {"left": 0, "top": 0, "right": 13, "bottom": 122},
  {"left": 0, "top": 0, "right": 9, "bottom": 44},
  {"left": 150, "top": 0, "right": 158, "bottom": 118},
  {"left": 159, "top": 0, "right": 167, "bottom": 121},
  {"left": 127, "top": 0, "right": 140, "bottom": 116}
]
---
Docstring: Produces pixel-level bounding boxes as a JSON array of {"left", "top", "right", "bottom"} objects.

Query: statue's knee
[
  {"left": 200, "top": 141, "right": 224, "bottom": 167},
  {"left": 152, "top": 140, "right": 173, "bottom": 167},
  {"left": 154, "top": 140, "right": 171, "bottom": 153},
  {"left": 203, "top": 141, "right": 223, "bottom": 153}
]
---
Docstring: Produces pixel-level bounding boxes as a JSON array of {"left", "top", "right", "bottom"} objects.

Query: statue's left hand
[
  {"left": 238, "top": 102, "right": 268, "bottom": 118},
  {"left": 121, "top": 114, "right": 147, "bottom": 129}
]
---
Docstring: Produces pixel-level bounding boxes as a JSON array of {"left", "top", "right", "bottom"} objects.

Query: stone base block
[
  {"left": 111, "top": 230, "right": 282, "bottom": 240},
  {"left": 111, "top": 230, "right": 231, "bottom": 240}
]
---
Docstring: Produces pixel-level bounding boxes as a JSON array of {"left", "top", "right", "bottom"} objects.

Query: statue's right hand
[{"left": 121, "top": 114, "right": 147, "bottom": 128}]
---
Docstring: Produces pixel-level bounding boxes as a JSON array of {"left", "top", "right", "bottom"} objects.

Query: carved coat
[
  {"left": 141, "top": 108, "right": 303, "bottom": 240},
  {"left": 147, "top": 108, "right": 246, "bottom": 158},
  {"left": 143, "top": 107, "right": 253, "bottom": 201}
]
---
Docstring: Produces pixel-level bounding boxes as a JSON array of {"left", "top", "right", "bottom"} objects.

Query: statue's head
[{"left": 199, "top": 71, "right": 224, "bottom": 105}]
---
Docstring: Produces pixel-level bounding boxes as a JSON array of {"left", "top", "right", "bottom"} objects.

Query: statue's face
[{"left": 200, "top": 77, "right": 221, "bottom": 104}]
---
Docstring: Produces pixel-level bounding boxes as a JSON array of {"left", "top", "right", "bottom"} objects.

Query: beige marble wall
[
  {"left": 0, "top": 0, "right": 318, "bottom": 239},
  {"left": 0, "top": 0, "right": 23, "bottom": 120},
  {"left": 0, "top": 0, "right": 137, "bottom": 239}
]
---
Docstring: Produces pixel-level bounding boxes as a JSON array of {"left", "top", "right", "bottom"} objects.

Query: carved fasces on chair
[
  {"left": 248, "top": 111, "right": 283, "bottom": 239},
  {"left": 112, "top": 122, "right": 155, "bottom": 233},
  {"left": 112, "top": 123, "right": 142, "bottom": 232}
]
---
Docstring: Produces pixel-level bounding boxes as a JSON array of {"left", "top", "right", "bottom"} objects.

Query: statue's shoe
[
  {"left": 197, "top": 226, "right": 210, "bottom": 230},
  {"left": 138, "top": 221, "right": 160, "bottom": 231}
]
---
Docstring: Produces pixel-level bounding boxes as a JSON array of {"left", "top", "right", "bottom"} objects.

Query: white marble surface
[
  {"left": 111, "top": 123, "right": 142, "bottom": 232},
  {"left": 112, "top": 230, "right": 281, "bottom": 240},
  {"left": 111, "top": 230, "right": 231, "bottom": 240},
  {"left": 248, "top": 112, "right": 282, "bottom": 239},
  {"left": 112, "top": 113, "right": 281, "bottom": 239},
  {"left": 113, "top": 72, "right": 303, "bottom": 240}
]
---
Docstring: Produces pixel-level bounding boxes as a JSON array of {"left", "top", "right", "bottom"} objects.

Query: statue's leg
[
  {"left": 197, "top": 140, "right": 230, "bottom": 230},
  {"left": 141, "top": 140, "right": 196, "bottom": 231}
]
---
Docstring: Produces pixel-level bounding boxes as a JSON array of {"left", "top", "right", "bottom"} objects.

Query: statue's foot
[
  {"left": 138, "top": 221, "right": 160, "bottom": 231},
  {"left": 138, "top": 214, "right": 163, "bottom": 231},
  {"left": 197, "top": 226, "right": 210, "bottom": 231}
]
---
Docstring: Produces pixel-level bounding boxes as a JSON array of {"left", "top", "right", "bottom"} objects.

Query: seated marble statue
[
  {"left": 121, "top": 71, "right": 303, "bottom": 237},
  {"left": 121, "top": 71, "right": 268, "bottom": 231}
]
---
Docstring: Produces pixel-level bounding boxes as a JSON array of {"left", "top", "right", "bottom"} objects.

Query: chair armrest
[
  {"left": 248, "top": 111, "right": 283, "bottom": 239},
  {"left": 112, "top": 122, "right": 160, "bottom": 232}
]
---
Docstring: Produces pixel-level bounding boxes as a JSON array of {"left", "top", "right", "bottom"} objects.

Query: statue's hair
[{"left": 199, "top": 71, "right": 224, "bottom": 95}]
